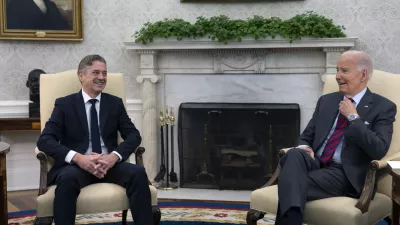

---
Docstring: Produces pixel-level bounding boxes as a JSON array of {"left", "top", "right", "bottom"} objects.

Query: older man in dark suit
[
  {"left": 274, "top": 50, "right": 397, "bottom": 225},
  {"left": 37, "top": 55, "right": 153, "bottom": 225}
]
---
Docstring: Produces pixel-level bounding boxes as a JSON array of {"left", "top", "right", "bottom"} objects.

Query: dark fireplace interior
[{"left": 178, "top": 102, "right": 300, "bottom": 190}]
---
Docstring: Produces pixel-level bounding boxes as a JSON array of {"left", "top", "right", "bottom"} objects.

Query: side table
[{"left": 0, "top": 142, "right": 10, "bottom": 225}]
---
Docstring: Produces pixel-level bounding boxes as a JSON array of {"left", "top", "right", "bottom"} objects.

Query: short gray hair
[
  {"left": 341, "top": 50, "right": 373, "bottom": 79},
  {"left": 77, "top": 54, "right": 107, "bottom": 74}
]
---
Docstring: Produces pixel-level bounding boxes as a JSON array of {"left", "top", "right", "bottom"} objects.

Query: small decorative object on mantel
[
  {"left": 26, "top": 69, "right": 45, "bottom": 118},
  {"left": 133, "top": 12, "right": 346, "bottom": 45}
]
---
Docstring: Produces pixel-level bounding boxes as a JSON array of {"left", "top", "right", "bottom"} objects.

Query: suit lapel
[
  {"left": 75, "top": 91, "right": 89, "bottom": 135},
  {"left": 316, "top": 92, "right": 343, "bottom": 148},
  {"left": 99, "top": 93, "right": 108, "bottom": 133},
  {"left": 356, "top": 88, "right": 373, "bottom": 120}
]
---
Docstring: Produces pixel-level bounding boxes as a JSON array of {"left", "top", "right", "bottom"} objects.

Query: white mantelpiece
[{"left": 123, "top": 37, "right": 357, "bottom": 183}]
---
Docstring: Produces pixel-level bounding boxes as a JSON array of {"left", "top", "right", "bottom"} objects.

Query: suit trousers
[
  {"left": 52, "top": 162, "right": 153, "bottom": 225},
  {"left": 275, "top": 148, "right": 355, "bottom": 225}
]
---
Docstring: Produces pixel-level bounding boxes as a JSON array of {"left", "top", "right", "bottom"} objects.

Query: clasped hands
[{"left": 73, "top": 152, "right": 119, "bottom": 178}]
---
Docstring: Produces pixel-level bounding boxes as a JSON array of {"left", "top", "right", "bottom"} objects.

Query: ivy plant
[{"left": 134, "top": 12, "right": 346, "bottom": 44}]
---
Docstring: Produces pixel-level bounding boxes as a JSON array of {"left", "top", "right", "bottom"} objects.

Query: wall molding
[
  {"left": 0, "top": 101, "right": 31, "bottom": 118},
  {"left": 0, "top": 99, "right": 142, "bottom": 118}
]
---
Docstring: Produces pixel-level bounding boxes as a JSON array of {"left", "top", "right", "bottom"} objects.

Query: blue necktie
[{"left": 89, "top": 99, "right": 102, "bottom": 154}]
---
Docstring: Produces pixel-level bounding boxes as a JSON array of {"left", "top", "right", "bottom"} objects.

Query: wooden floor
[{"left": 7, "top": 189, "right": 38, "bottom": 212}]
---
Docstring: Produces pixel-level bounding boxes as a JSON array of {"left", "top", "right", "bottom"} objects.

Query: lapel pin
[
  {"left": 365, "top": 121, "right": 369, "bottom": 125},
  {"left": 364, "top": 105, "right": 368, "bottom": 108}
]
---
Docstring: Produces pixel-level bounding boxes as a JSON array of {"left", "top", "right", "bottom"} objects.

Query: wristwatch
[{"left": 348, "top": 113, "right": 360, "bottom": 122}]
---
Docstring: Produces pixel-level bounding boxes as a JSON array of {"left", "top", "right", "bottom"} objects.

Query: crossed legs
[{"left": 275, "top": 148, "right": 354, "bottom": 225}]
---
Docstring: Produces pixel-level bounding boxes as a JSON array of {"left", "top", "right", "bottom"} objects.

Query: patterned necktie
[
  {"left": 319, "top": 98, "right": 354, "bottom": 165},
  {"left": 89, "top": 99, "right": 102, "bottom": 154}
]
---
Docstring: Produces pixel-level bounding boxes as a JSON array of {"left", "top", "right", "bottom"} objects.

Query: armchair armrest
[
  {"left": 134, "top": 146, "right": 145, "bottom": 166},
  {"left": 35, "top": 147, "right": 49, "bottom": 196},
  {"left": 355, "top": 151, "right": 400, "bottom": 213},
  {"left": 133, "top": 146, "right": 153, "bottom": 185},
  {"left": 261, "top": 147, "right": 293, "bottom": 188}
]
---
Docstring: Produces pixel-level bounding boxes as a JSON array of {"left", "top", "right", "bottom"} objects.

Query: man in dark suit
[
  {"left": 274, "top": 50, "right": 397, "bottom": 225},
  {"left": 36, "top": 55, "right": 153, "bottom": 225}
]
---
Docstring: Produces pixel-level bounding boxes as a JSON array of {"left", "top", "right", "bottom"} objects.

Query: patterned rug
[
  {"left": 7, "top": 201, "right": 277, "bottom": 225},
  {"left": 7, "top": 201, "right": 389, "bottom": 225}
]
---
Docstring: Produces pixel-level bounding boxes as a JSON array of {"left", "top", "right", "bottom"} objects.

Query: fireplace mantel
[
  {"left": 124, "top": 37, "right": 357, "bottom": 50},
  {"left": 123, "top": 37, "right": 358, "bottom": 183}
]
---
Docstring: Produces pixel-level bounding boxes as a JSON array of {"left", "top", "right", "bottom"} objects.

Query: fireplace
[
  {"left": 178, "top": 102, "right": 300, "bottom": 190},
  {"left": 124, "top": 37, "right": 357, "bottom": 182}
]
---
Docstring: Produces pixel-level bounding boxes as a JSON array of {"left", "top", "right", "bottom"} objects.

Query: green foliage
[{"left": 134, "top": 12, "right": 346, "bottom": 44}]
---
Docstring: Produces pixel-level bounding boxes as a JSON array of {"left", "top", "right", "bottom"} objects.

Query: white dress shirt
[
  {"left": 33, "top": 0, "right": 47, "bottom": 14},
  {"left": 65, "top": 90, "right": 122, "bottom": 163}
]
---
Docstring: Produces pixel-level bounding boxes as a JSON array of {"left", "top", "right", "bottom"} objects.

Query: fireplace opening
[{"left": 178, "top": 102, "right": 300, "bottom": 190}]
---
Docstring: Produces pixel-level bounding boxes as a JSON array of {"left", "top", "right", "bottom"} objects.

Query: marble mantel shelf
[{"left": 123, "top": 37, "right": 357, "bottom": 51}]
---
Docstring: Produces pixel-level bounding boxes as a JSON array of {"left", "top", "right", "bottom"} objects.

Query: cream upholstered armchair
[
  {"left": 247, "top": 70, "right": 400, "bottom": 225},
  {"left": 34, "top": 70, "right": 161, "bottom": 225}
]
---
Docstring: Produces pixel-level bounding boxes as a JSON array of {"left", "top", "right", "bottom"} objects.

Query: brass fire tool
[
  {"left": 158, "top": 106, "right": 178, "bottom": 190},
  {"left": 195, "top": 113, "right": 215, "bottom": 184},
  {"left": 154, "top": 109, "right": 166, "bottom": 183},
  {"left": 169, "top": 107, "right": 178, "bottom": 183}
]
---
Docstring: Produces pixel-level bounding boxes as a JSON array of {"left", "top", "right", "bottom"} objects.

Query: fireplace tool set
[{"left": 154, "top": 106, "right": 178, "bottom": 189}]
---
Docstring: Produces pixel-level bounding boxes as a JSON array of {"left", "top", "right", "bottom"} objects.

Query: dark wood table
[
  {"left": 0, "top": 118, "right": 40, "bottom": 225},
  {"left": 0, "top": 142, "right": 10, "bottom": 225},
  {"left": 0, "top": 118, "right": 41, "bottom": 132}
]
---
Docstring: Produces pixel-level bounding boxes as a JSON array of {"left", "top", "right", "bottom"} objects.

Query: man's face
[
  {"left": 336, "top": 54, "right": 368, "bottom": 97},
  {"left": 78, "top": 61, "right": 107, "bottom": 96}
]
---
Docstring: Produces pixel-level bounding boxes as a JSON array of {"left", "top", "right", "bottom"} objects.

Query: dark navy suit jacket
[
  {"left": 37, "top": 91, "right": 142, "bottom": 184},
  {"left": 297, "top": 89, "right": 396, "bottom": 195}
]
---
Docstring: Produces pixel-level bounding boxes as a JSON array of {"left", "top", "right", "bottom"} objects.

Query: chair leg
[
  {"left": 122, "top": 210, "right": 128, "bottom": 225},
  {"left": 152, "top": 205, "right": 161, "bottom": 225},
  {"left": 34, "top": 216, "right": 53, "bottom": 225},
  {"left": 246, "top": 209, "right": 265, "bottom": 225},
  {"left": 384, "top": 216, "right": 391, "bottom": 224}
]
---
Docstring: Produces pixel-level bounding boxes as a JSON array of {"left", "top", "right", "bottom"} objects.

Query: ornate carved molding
[
  {"left": 136, "top": 50, "right": 158, "bottom": 55},
  {"left": 136, "top": 75, "right": 161, "bottom": 83},
  {"left": 214, "top": 51, "right": 266, "bottom": 73},
  {"left": 323, "top": 47, "right": 349, "bottom": 52},
  {"left": 159, "top": 48, "right": 323, "bottom": 55},
  {"left": 160, "top": 50, "right": 213, "bottom": 55}
]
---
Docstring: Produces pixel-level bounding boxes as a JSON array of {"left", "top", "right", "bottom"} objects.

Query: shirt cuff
[
  {"left": 112, "top": 151, "right": 122, "bottom": 162},
  {"left": 65, "top": 150, "right": 77, "bottom": 163},
  {"left": 297, "top": 145, "right": 310, "bottom": 148}
]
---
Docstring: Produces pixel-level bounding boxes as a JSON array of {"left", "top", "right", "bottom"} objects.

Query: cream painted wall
[{"left": 0, "top": 0, "right": 400, "bottom": 101}]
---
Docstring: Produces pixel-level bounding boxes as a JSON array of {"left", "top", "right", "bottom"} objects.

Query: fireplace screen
[{"left": 178, "top": 102, "right": 300, "bottom": 190}]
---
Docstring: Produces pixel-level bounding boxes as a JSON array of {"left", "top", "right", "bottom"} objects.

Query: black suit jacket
[
  {"left": 6, "top": 0, "right": 70, "bottom": 30},
  {"left": 37, "top": 91, "right": 142, "bottom": 184},
  {"left": 297, "top": 88, "right": 397, "bottom": 194}
]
